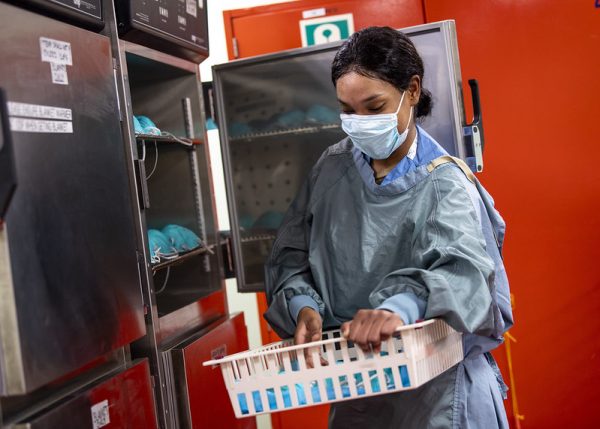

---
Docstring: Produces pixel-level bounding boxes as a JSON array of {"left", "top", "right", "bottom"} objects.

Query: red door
[
  {"left": 223, "top": 0, "right": 425, "bottom": 60},
  {"left": 425, "top": 1, "right": 600, "bottom": 428}
]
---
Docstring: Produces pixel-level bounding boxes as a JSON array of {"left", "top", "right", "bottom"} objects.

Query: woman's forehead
[{"left": 336, "top": 72, "right": 398, "bottom": 102}]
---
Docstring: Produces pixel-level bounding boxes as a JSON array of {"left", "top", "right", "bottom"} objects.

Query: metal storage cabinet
[
  {"left": 112, "top": 27, "right": 254, "bottom": 426},
  {"left": 115, "top": 41, "right": 224, "bottom": 428},
  {"left": 0, "top": 1, "right": 145, "bottom": 396},
  {"left": 214, "top": 20, "right": 480, "bottom": 293}
]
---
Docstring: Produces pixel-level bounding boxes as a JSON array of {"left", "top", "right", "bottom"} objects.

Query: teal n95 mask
[{"left": 340, "top": 91, "right": 412, "bottom": 160}]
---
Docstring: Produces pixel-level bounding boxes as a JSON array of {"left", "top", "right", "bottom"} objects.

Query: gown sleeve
[
  {"left": 369, "top": 165, "right": 502, "bottom": 338},
  {"left": 263, "top": 158, "right": 325, "bottom": 339}
]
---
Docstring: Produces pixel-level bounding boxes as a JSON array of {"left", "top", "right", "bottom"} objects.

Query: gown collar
[{"left": 351, "top": 125, "right": 448, "bottom": 195}]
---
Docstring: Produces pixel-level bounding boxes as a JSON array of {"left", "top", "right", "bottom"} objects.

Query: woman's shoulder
[{"left": 310, "top": 137, "right": 354, "bottom": 175}]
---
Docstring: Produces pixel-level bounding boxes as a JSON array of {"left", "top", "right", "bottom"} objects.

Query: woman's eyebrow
[
  {"left": 360, "top": 93, "right": 384, "bottom": 103},
  {"left": 337, "top": 94, "right": 385, "bottom": 105}
]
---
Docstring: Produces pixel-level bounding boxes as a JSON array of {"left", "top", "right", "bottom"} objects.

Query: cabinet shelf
[
  {"left": 151, "top": 245, "right": 214, "bottom": 273},
  {"left": 229, "top": 123, "right": 341, "bottom": 141},
  {"left": 239, "top": 234, "right": 277, "bottom": 243},
  {"left": 136, "top": 134, "right": 203, "bottom": 145}
]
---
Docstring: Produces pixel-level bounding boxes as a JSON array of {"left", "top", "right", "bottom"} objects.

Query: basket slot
[
  {"left": 309, "top": 344, "right": 323, "bottom": 368},
  {"left": 386, "top": 337, "right": 399, "bottom": 355},
  {"left": 353, "top": 373, "right": 367, "bottom": 396},
  {"left": 309, "top": 380, "right": 323, "bottom": 403},
  {"left": 295, "top": 382, "right": 308, "bottom": 406},
  {"left": 266, "top": 387, "right": 278, "bottom": 411},
  {"left": 324, "top": 342, "right": 338, "bottom": 366},
  {"left": 338, "top": 375, "right": 352, "bottom": 398},
  {"left": 266, "top": 354, "right": 279, "bottom": 375},
  {"left": 354, "top": 346, "right": 366, "bottom": 361},
  {"left": 237, "top": 393, "right": 250, "bottom": 415},
  {"left": 232, "top": 360, "right": 242, "bottom": 381},
  {"left": 367, "top": 369, "right": 381, "bottom": 393},
  {"left": 296, "top": 348, "right": 307, "bottom": 371},
  {"left": 250, "top": 356, "right": 261, "bottom": 376},
  {"left": 251, "top": 390, "right": 265, "bottom": 414},
  {"left": 324, "top": 377, "right": 337, "bottom": 401},
  {"left": 383, "top": 367, "right": 397, "bottom": 391},
  {"left": 239, "top": 358, "right": 251, "bottom": 378},
  {"left": 280, "top": 384, "right": 297, "bottom": 408},
  {"left": 398, "top": 365, "right": 411, "bottom": 387},
  {"left": 340, "top": 339, "right": 351, "bottom": 363},
  {"left": 282, "top": 350, "right": 293, "bottom": 373},
  {"left": 259, "top": 354, "right": 268, "bottom": 373}
]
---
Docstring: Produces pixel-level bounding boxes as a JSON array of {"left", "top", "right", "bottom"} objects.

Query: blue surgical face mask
[
  {"left": 340, "top": 91, "right": 413, "bottom": 160},
  {"left": 147, "top": 229, "right": 178, "bottom": 264},
  {"left": 162, "top": 225, "right": 202, "bottom": 253}
]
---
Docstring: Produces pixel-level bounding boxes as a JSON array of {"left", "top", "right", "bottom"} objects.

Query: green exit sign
[{"left": 300, "top": 13, "right": 355, "bottom": 47}]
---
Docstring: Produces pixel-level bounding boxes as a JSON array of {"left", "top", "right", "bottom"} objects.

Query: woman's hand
[
  {"left": 341, "top": 309, "right": 405, "bottom": 353},
  {"left": 294, "top": 307, "right": 324, "bottom": 368}
]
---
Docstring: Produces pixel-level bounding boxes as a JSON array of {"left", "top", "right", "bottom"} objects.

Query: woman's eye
[{"left": 368, "top": 105, "right": 384, "bottom": 113}]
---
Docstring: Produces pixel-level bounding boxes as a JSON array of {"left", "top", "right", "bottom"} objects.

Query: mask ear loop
[
  {"left": 146, "top": 142, "right": 159, "bottom": 179},
  {"left": 140, "top": 139, "right": 147, "bottom": 161},
  {"left": 160, "top": 131, "right": 193, "bottom": 147},
  {"left": 155, "top": 266, "right": 171, "bottom": 294},
  {"left": 394, "top": 91, "right": 407, "bottom": 115}
]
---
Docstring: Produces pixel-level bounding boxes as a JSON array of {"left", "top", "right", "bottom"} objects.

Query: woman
[{"left": 265, "top": 26, "right": 513, "bottom": 428}]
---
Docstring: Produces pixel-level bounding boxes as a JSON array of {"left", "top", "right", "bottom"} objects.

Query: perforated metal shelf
[
  {"left": 239, "top": 234, "right": 277, "bottom": 243},
  {"left": 136, "top": 134, "right": 203, "bottom": 145},
  {"left": 229, "top": 124, "right": 340, "bottom": 141},
  {"left": 151, "top": 244, "right": 215, "bottom": 273}
]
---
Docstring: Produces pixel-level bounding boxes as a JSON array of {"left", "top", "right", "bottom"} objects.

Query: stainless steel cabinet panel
[{"left": 0, "top": 3, "right": 145, "bottom": 395}]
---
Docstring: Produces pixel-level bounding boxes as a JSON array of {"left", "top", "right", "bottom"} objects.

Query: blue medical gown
[{"left": 264, "top": 127, "right": 513, "bottom": 428}]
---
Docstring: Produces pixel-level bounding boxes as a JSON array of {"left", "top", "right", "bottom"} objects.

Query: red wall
[
  {"left": 425, "top": 1, "right": 600, "bottom": 427},
  {"left": 224, "top": 0, "right": 600, "bottom": 427}
]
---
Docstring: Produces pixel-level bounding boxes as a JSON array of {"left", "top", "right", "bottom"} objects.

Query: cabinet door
[
  {"left": 170, "top": 313, "right": 256, "bottom": 429},
  {"left": 16, "top": 360, "right": 158, "bottom": 428},
  {"left": 0, "top": 3, "right": 144, "bottom": 395},
  {"left": 224, "top": 0, "right": 425, "bottom": 59}
]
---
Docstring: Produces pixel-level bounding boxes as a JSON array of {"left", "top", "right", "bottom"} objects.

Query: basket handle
[{"left": 202, "top": 319, "right": 437, "bottom": 366}]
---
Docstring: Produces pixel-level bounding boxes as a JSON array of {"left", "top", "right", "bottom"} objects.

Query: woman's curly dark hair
[{"left": 331, "top": 26, "right": 432, "bottom": 118}]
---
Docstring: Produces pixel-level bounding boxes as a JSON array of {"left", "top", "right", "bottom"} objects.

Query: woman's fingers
[{"left": 344, "top": 310, "right": 405, "bottom": 353}]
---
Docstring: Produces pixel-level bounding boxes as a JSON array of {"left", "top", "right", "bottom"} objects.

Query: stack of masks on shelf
[{"left": 147, "top": 224, "right": 202, "bottom": 264}]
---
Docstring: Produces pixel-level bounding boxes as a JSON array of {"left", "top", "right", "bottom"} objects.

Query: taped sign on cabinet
[
  {"left": 39, "top": 37, "right": 72, "bottom": 85},
  {"left": 40, "top": 37, "right": 72, "bottom": 65}
]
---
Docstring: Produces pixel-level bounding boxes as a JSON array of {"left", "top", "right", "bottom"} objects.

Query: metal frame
[{"left": 213, "top": 42, "right": 344, "bottom": 293}]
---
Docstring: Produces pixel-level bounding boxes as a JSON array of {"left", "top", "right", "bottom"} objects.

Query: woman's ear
[{"left": 409, "top": 75, "right": 421, "bottom": 105}]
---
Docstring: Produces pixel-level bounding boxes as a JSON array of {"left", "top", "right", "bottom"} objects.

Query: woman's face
[{"left": 336, "top": 71, "right": 417, "bottom": 131}]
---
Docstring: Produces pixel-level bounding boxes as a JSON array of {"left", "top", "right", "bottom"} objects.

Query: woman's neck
[{"left": 371, "top": 125, "right": 417, "bottom": 178}]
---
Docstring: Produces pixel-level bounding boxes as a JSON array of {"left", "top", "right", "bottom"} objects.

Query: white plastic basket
[{"left": 203, "top": 319, "right": 463, "bottom": 418}]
